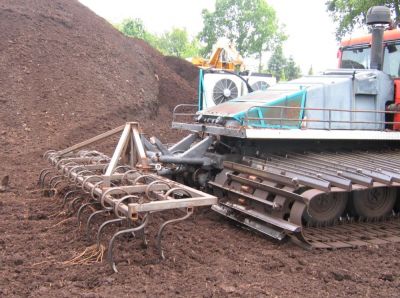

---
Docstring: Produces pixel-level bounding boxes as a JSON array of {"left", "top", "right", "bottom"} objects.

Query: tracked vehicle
[
  {"left": 40, "top": 6, "right": 400, "bottom": 271},
  {"left": 172, "top": 6, "right": 400, "bottom": 248}
]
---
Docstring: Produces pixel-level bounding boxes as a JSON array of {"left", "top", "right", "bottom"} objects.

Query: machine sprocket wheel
[
  {"left": 303, "top": 192, "right": 348, "bottom": 226},
  {"left": 352, "top": 188, "right": 396, "bottom": 219}
]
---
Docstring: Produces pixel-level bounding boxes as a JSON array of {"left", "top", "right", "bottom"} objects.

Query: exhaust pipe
[{"left": 367, "top": 6, "right": 391, "bottom": 70}]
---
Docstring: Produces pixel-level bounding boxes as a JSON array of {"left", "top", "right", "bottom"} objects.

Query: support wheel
[
  {"left": 352, "top": 188, "right": 396, "bottom": 218},
  {"left": 304, "top": 192, "right": 348, "bottom": 226}
]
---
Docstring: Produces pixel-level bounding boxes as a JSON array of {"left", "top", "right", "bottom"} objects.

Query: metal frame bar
[
  {"left": 45, "top": 122, "right": 218, "bottom": 221},
  {"left": 243, "top": 105, "right": 400, "bottom": 129}
]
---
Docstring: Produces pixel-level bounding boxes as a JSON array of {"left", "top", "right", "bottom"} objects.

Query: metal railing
[
  {"left": 172, "top": 104, "right": 198, "bottom": 123},
  {"left": 171, "top": 103, "right": 400, "bottom": 131},
  {"left": 243, "top": 105, "right": 400, "bottom": 130}
]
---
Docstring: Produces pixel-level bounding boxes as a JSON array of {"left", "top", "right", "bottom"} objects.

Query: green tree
[
  {"left": 118, "top": 18, "right": 160, "bottom": 48},
  {"left": 285, "top": 56, "right": 302, "bottom": 81},
  {"left": 158, "top": 28, "right": 201, "bottom": 58},
  {"left": 267, "top": 45, "right": 286, "bottom": 81},
  {"left": 267, "top": 46, "right": 302, "bottom": 81},
  {"left": 117, "top": 19, "right": 201, "bottom": 58},
  {"left": 308, "top": 65, "right": 314, "bottom": 75},
  {"left": 326, "top": 0, "right": 400, "bottom": 40},
  {"left": 184, "top": 38, "right": 202, "bottom": 58},
  {"left": 119, "top": 18, "right": 147, "bottom": 39},
  {"left": 199, "top": 0, "right": 285, "bottom": 71}
]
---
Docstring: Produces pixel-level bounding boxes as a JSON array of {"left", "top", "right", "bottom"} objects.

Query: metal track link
[
  {"left": 210, "top": 148, "right": 400, "bottom": 249},
  {"left": 298, "top": 216, "right": 400, "bottom": 249}
]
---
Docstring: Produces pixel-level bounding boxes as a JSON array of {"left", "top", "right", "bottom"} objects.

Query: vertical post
[
  {"left": 132, "top": 123, "right": 149, "bottom": 170},
  {"left": 198, "top": 69, "right": 204, "bottom": 111},
  {"left": 104, "top": 123, "right": 132, "bottom": 186},
  {"left": 130, "top": 134, "right": 135, "bottom": 168},
  {"left": 328, "top": 109, "right": 331, "bottom": 130}
]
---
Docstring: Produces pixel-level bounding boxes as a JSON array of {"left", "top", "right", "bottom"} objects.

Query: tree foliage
[
  {"left": 119, "top": 18, "right": 148, "bottom": 39},
  {"left": 157, "top": 28, "right": 201, "bottom": 58},
  {"left": 308, "top": 65, "right": 314, "bottom": 75},
  {"left": 326, "top": 0, "right": 400, "bottom": 40},
  {"left": 118, "top": 18, "right": 159, "bottom": 48},
  {"left": 117, "top": 19, "right": 201, "bottom": 58},
  {"left": 267, "top": 45, "right": 301, "bottom": 81},
  {"left": 267, "top": 45, "right": 286, "bottom": 81},
  {"left": 199, "top": 0, "right": 285, "bottom": 70},
  {"left": 285, "top": 57, "right": 302, "bottom": 81}
]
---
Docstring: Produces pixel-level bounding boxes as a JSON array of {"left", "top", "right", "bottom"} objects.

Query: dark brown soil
[
  {"left": 0, "top": 0, "right": 399, "bottom": 297},
  {"left": 164, "top": 56, "right": 199, "bottom": 91}
]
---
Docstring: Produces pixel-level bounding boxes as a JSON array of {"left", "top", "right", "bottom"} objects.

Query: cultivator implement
[{"left": 39, "top": 122, "right": 217, "bottom": 272}]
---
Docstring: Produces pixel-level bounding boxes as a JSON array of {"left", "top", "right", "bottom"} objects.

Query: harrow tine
[
  {"left": 38, "top": 168, "right": 53, "bottom": 186},
  {"left": 43, "top": 149, "right": 57, "bottom": 160},
  {"left": 107, "top": 216, "right": 149, "bottom": 273},
  {"left": 62, "top": 189, "right": 81, "bottom": 207},
  {"left": 77, "top": 201, "right": 100, "bottom": 226},
  {"left": 49, "top": 175, "right": 64, "bottom": 189},
  {"left": 40, "top": 170, "right": 55, "bottom": 188},
  {"left": 140, "top": 225, "right": 148, "bottom": 248},
  {"left": 86, "top": 209, "right": 109, "bottom": 240},
  {"left": 156, "top": 208, "right": 193, "bottom": 260},
  {"left": 52, "top": 179, "right": 69, "bottom": 192},
  {"left": 68, "top": 196, "right": 85, "bottom": 213},
  {"left": 96, "top": 218, "right": 125, "bottom": 248},
  {"left": 126, "top": 216, "right": 148, "bottom": 248}
]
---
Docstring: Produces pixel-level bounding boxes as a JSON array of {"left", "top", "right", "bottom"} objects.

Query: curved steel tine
[
  {"left": 96, "top": 218, "right": 125, "bottom": 248},
  {"left": 62, "top": 190, "right": 80, "bottom": 207},
  {"left": 53, "top": 179, "right": 65, "bottom": 189},
  {"left": 68, "top": 196, "right": 85, "bottom": 213},
  {"left": 140, "top": 227, "right": 148, "bottom": 248},
  {"left": 77, "top": 201, "right": 100, "bottom": 226},
  {"left": 43, "top": 149, "right": 57, "bottom": 160},
  {"left": 40, "top": 171, "right": 54, "bottom": 188},
  {"left": 127, "top": 217, "right": 143, "bottom": 239},
  {"left": 156, "top": 209, "right": 193, "bottom": 260},
  {"left": 126, "top": 217, "right": 148, "bottom": 248},
  {"left": 108, "top": 216, "right": 149, "bottom": 273},
  {"left": 49, "top": 175, "right": 63, "bottom": 189},
  {"left": 38, "top": 168, "right": 52, "bottom": 186},
  {"left": 86, "top": 209, "right": 109, "bottom": 240}
]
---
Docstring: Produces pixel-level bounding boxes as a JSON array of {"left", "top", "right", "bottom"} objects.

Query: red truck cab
[{"left": 339, "top": 29, "right": 400, "bottom": 129}]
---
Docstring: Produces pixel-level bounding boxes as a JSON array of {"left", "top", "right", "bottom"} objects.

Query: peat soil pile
[
  {"left": 0, "top": 0, "right": 399, "bottom": 297},
  {"left": 164, "top": 56, "right": 199, "bottom": 91},
  {"left": 0, "top": 0, "right": 197, "bottom": 186}
]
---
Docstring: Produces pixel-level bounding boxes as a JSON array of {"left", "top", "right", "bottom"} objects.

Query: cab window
[
  {"left": 383, "top": 42, "right": 400, "bottom": 77},
  {"left": 341, "top": 42, "right": 400, "bottom": 78},
  {"left": 341, "top": 46, "right": 370, "bottom": 69}
]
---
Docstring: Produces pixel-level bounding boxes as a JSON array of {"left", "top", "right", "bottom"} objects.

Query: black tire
[{"left": 352, "top": 188, "right": 396, "bottom": 218}]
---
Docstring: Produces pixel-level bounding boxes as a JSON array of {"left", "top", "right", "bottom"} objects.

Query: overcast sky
[{"left": 78, "top": 0, "right": 369, "bottom": 74}]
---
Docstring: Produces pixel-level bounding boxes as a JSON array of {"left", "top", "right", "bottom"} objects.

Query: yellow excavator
[{"left": 191, "top": 38, "right": 244, "bottom": 71}]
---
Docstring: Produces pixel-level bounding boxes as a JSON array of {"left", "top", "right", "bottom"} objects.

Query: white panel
[
  {"left": 201, "top": 73, "right": 244, "bottom": 110},
  {"left": 244, "top": 75, "right": 277, "bottom": 94},
  {"left": 245, "top": 128, "right": 400, "bottom": 140}
]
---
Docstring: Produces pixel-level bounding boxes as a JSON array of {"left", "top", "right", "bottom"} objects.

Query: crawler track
[
  {"left": 210, "top": 148, "right": 400, "bottom": 249},
  {"left": 294, "top": 216, "right": 400, "bottom": 248}
]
